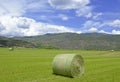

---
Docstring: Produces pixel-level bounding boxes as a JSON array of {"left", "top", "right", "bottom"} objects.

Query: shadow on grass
[{"left": 52, "top": 73, "right": 74, "bottom": 78}]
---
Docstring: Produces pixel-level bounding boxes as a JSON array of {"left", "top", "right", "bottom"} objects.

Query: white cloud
[
  {"left": 98, "top": 30, "right": 120, "bottom": 35},
  {"left": 98, "top": 30, "right": 113, "bottom": 34},
  {"left": 0, "top": 0, "right": 52, "bottom": 17},
  {"left": 88, "top": 27, "right": 98, "bottom": 32},
  {"left": 76, "top": 6, "right": 92, "bottom": 18},
  {"left": 0, "top": 0, "right": 75, "bottom": 36},
  {"left": 0, "top": 0, "right": 26, "bottom": 16},
  {"left": 49, "top": 0, "right": 92, "bottom": 18},
  {"left": 58, "top": 14, "right": 68, "bottom": 21},
  {"left": 83, "top": 20, "right": 102, "bottom": 28},
  {"left": 0, "top": 16, "right": 74, "bottom": 36},
  {"left": 109, "top": 19, "right": 120, "bottom": 27},
  {"left": 76, "top": 31, "right": 82, "bottom": 34},
  {"left": 49, "top": 0, "right": 103, "bottom": 19},
  {"left": 99, "top": 30, "right": 106, "bottom": 33},
  {"left": 93, "top": 13, "right": 103, "bottom": 20},
  {"left": 81, "top": 20, "right": 109, "bottom": 33},
  {"left": 49, "top": 0, "right": 90, "bottom": 9},
  {"left": 112, "top": 30, "right": 120, "bottom": 34},
  {"left": 1, "top": 0, "right": 119, "bottom": 36},
  {"left": 26, "top": 0, "right": 53, "bottom": 13}
]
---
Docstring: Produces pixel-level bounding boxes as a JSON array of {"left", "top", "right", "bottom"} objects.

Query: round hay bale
[
  {"left": 52, "top": 54, "right": 84, "bottom": 78},
  {"left": 9, "top": 47, "right": 14, "bottom": 51}
]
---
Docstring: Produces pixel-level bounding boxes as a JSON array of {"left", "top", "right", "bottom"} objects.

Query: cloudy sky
[{"left": 0, "top": 0, "right": 120, "bottom": 36}]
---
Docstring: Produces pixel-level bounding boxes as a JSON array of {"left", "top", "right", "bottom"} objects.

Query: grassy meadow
[{"left": 0, "top": 48, "right": 120, "bottom": 82}]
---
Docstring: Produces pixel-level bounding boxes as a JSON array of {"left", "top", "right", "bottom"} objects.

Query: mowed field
[{"left": 0, "top": 48, "right": 120, "bottom": 82}]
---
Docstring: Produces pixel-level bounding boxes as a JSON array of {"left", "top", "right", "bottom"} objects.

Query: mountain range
[
  {"left": 14, "top": 33, "right": 120, "bottom": 50},
  {"left": 0, "top": 36, "right": 35, "bottom": 48}
]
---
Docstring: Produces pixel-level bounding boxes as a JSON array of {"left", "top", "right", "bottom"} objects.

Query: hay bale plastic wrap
[{"left": 52, "top": 54, "right": 84, "bottom": 77}]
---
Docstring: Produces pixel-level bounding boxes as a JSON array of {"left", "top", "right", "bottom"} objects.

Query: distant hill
[
  {"left": 0, "top": 36, "right": 35, "bottom": 48},
  {"left": 14, "top": 33, "right": 120, "bottom": 50}
]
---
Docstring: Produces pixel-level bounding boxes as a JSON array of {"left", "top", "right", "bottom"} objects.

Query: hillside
[
  {"left": 0, "top": 36, "right": 35, "bottom": 48},
  {"left": 14, "top": 33, "right": 120, "bottom": 50}
]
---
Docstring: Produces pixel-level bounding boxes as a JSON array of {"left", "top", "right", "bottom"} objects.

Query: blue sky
[{"left": 0, "top": 0, "right": 120, "bottom": 36}]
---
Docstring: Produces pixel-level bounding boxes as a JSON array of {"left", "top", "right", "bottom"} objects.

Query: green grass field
[{"left": 0, "top": 48, "right": 120, "bottom": 82}]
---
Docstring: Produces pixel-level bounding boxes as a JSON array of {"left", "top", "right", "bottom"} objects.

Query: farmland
[{"left": 0, "top": 48, "right": 120, "bottom": 82}]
